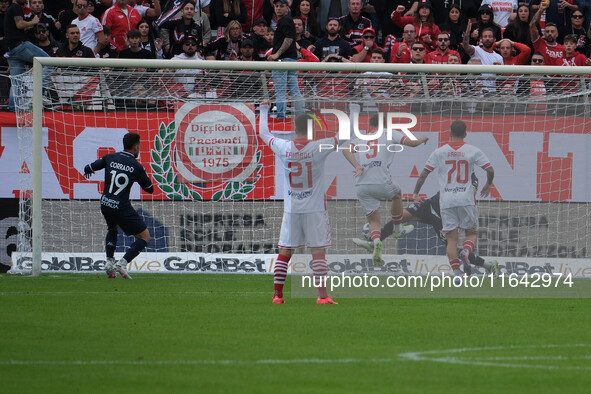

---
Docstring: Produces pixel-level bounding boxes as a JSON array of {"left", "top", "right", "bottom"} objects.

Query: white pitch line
[
  {"left": 0, "top": 358, "right": 398, "bottom": 366},
  {"left": 0, "top": 291, "right": 269, "bottom": 296},
  {"left": 463, "top": 356, "right": 591, "bottom": 361},
  {"left": 399, "top": 344, "right": 591, "bottom": 371}
]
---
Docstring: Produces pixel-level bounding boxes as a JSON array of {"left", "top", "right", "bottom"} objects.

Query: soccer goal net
[{"left": 11, "top": 58, "right": 591, "bottom": 276}]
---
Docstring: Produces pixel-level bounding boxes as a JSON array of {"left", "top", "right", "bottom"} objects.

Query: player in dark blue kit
[
  {"left": 83, "top": 133, "right": 154, "bottom": 279},
  {"left": 352, "top": 174, "right": 499, "bottom": 276}
]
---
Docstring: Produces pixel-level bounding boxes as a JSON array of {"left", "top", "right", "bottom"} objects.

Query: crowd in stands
[{"left": 1, "top": 0, "right": 591, "bottom": 111}]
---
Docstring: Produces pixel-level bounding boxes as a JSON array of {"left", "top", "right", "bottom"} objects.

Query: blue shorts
[{"left": 101, "top": 206, "right": 146, "bottom": 236}]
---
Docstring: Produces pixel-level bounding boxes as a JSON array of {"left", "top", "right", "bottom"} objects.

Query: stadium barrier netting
[{"left": 11, "top": 59, "right": 591, "bottom": 275}]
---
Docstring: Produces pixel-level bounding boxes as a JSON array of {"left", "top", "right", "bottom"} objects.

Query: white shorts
[
  {"left": 356, "top": 182, "right": 401, "bottom": 216},
  {"left": 278, "top": 210, "right": 331, "bottom": 249},
  {"left": 441, "top": 205, "right": 479, "bottom": 232}
]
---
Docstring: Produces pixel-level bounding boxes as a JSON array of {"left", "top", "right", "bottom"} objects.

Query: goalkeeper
[
  {"left": 83, "top": 133, "right": 154, "bottom": 279},
  {"left": 352, "top": 173, "right": 499, "bottom": 276}
]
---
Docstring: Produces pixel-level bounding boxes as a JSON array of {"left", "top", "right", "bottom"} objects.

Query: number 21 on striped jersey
[
  {"left": 445, "top": 159, "right": 469, "bottom": 184},
  {"left": 289, "top": 161, "right": 313, "bottom": 189}
]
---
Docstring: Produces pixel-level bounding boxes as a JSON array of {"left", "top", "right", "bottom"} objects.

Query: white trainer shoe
[
  {"left": 351, "top": 238, "right": 374, "bottom": 252},
  {"left": 116, "top": 258, "right": 132, "bottom": 280},
  {"left": 392, "top": 224, "right": 414, "bottom": 239}
]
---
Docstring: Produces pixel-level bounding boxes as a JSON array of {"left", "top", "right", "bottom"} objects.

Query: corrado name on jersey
[{"left": 109, "top": 162, "right": 135, "bottom": 172}]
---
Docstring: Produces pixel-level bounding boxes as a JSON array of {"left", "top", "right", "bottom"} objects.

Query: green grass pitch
[{"left": 1, "top": 274, "right": 590, "bottom": 393}]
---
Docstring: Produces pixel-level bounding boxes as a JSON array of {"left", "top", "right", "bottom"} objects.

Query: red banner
[{"left": 0, "top": 110, "right": 589, "bottom": 202}]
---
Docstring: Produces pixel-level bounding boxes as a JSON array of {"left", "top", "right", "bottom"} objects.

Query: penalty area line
[{"left": 0, "top": 358, "right": 399, "bottom": 366}]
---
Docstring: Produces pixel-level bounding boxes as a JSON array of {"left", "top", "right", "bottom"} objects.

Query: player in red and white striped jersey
[
  {"left": 413, "top": 120, "right": 494, "bottom": 277},
  {"left": 343, "top": 113, "right": 428, "bottom": 266},
  {"left": 259, "top": 101, "right": 339, "bottom": 305}
]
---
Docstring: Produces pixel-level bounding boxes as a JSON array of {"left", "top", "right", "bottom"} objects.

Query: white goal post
[{"left": 15, "top": 57, "right": 591, "bottom": 276}]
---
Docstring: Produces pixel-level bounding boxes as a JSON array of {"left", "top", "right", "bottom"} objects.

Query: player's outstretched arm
[
  {"left": 139, "top": 167, "right": 154, "bottom": 194},
  {"left": 480, "top": 166, "right": 495, "bottom": 197},
  {"left": 403, "top": 136, "right": 429, "bottom": 147},
  {"left": 83, "top": 158, "right": 106, "bottom": 179},
  {"left": 413, "top": 168, "right": 431, "bottom": 202},
  {"left": 258, "top": 101, "right": 273, "bottom": 146}
]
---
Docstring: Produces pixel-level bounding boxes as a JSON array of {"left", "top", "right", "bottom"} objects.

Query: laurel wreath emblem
[{"left": 150, "top": 121, "right": 262, "bottom": 201}]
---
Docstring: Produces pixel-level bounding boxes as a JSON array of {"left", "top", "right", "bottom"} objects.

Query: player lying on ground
[
  {"left": 413, "top": 120, "right": 494, "bottom": 278},
  {"left": 259, "top": 100, "right": 341, "bottom": 304},
  {"left": 83, "top": 132, "right": 154, "bottom": 279},
  {"left": 343, "top": 111, "right": 428, "bottom": 266}
]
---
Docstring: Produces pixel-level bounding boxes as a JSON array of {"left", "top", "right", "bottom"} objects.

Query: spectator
[
  {"left": 464, "top": 22, "right": 504, "bottom": 64},
  {"left": 206, "top": 19, "right": 243, "bottom": 59},
  {"left": 409, "top": 40, "right": 427, "bottom": 63},
  {"left": 555, "top": 33, "right": 591, "bottom": 64},
  {"left": 98, "top": 0, "right": 163, "bottom": 19},
  {"left": 72, "top": 0, "right": 105, "bottom": 55},
  {"left": 160, "top": 1, "right": 205, "bottom": 57},
  {"left": 97, "top": 24, "right": 118, "bottom": 57},
  {"left": 251, "top": 18, "right": 270, "bottom": 60},
  {"left": 264, "top": 25, "right": 274, "bottom": 45},
  {"left": 159, "top": 2, "right": 211, "bottom": 53},
  {"left": 118, "top": 28, "right": 153, "bottom": 59},
  {"left": 516, "top": 51, "right": 550, "bottom": 113},
  {"left": 425, "top": 32, "right": 460, "bottom": 63},
  {"left": 137, "top": 19, "right": 163, "bottom": 58},
  {"left": 357, "top": 48, "right": 390, "bottom": 111},
  {"left": 407, "top": 0, "right": 448, "bottom": 26},
  {"left": 559, "top": 10, "right": 587, "bottom": 54},
  {"left": 480, "top": 0, "right": 518, "bottom": 29},
  {"left": 339, "top": 0, "right": 372, "bottom": 45},
  {"left": 294, "top": 0, "right": 320, "bottom": 42},
  {"left": 531, "top": 0, "right": 579, "bottom": 30},
  {"left": 214, "top": 0, "right": 247, "bottom": 36},
  {"left": 503, "top": 3, "right": 534, "bottom": 50},
  {"left": 101, "top": 0, "right": 142, "bottom": 52},
  {"left": 267, "top": 0, "right": 303, "bottom": 119},
  {"left": 56, "top": 24, "right": 95, "bottom": 57},
  {"left": 469, "top": 4, "right": 502, "bottom": 45},
  {"left": 350, "top": 26, "right": 382, "bottom": 62},
  {"left": 128, "top": 0, "right": 161, "bottom": 20},
  {"left": 391, "top": 0, "right": 440, "bottom": 51},
  {"left": 313, "top": 17, "right": 352, "bottom": 60},
  {"left": 239, "top": 37, "right": 255, "bottom": 60},
  {"left": 464, "top": 22, "right": 503, "bottom": 93},
  {"left": 29, "top": 0, "right": 60, "bottom": 42},
  {"left": 530, "top": 2, "right": 565, "bottom": 64},
  {"left": 317, "top": 0, "right": 349, "bottom": 28},
  {"left": 295, "top": 40, "right": 319, "bottom": 61},
  {"left": 171, "top": 35, "right": 204, "bottom": 95},
  {"left": 0, "top": 0, "right": 10, "bottom": 40},
  {"left": 390, "top": 24, "right": 416, "bottom": 63},
  {"left": 495, "top": 38, "right": 531, "bottom": 64},
  {"left": 92, "top": 0, "right": 115, "bottom": 20},
  {"left": 58, "top": 0, "right": 79, "bottom": 40},
  {"left": 231, "top": 38, "right": 265, "bottom": 99},
  {"left": 241, "top": 0, "right": 266, "bottom": 34},
  {"left": 293, "top": 17, "right": 312, "bottom": 49},
  {"left": 447, "top": 52, "right": 461, "bottom": 63},
  {"left": 4, "top": 0, "right": 51, "bottom": 112},
  {"left": 439, "top": 4, "right": 466, "bottom": 53},
  {"left": 33, "top": 23, "right": 60, "bottom": 56}
]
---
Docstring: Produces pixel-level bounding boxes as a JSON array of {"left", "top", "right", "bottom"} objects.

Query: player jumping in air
[
  {"left": 351, "top": 184, "right": 499, "bottom": 277},
  {"left": 259, "top": 100, "right": 339, "bottom": 304},
  {"left": 413, "top": 120, "right": 494, "bottom": 278},
  {"left": 83, "top": 132, "right": 154, "bottom": 279},
  {"left": 343, "top": 112, "right": 428, "bottom": 266}
]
